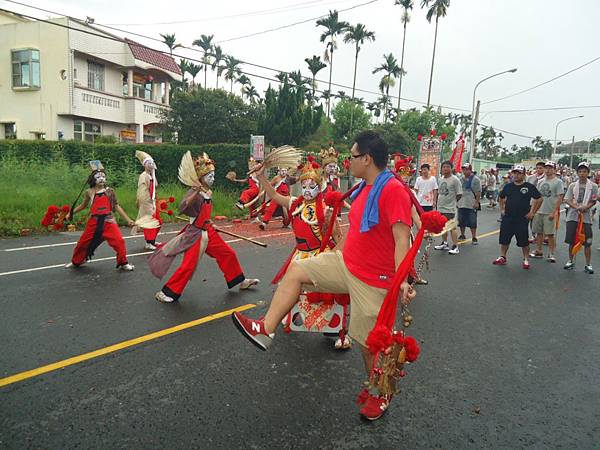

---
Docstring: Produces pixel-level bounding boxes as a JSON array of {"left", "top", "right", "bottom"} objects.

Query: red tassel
[
  {"left": 421, "top": 211, "right": 447, "bottom": 234},
  {"left": 404, "top": 336, "right": 420, "bottom": 362},
  {"left": 324, "top": 191, "right": 343, "bottom": 207},
  {"left": 366, "top": 324, "right": 393, "bottom": 353},
  {"left": 169, "top": 196, "right": 175, "bottom": 203}
]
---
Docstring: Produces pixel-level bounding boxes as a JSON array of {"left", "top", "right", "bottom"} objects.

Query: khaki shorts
[
  {"left": 295, "top": 251, "right": 387, "bottom": 346},
  {"left": 532, "top": 213, "right": 556, "bottom": 235}
]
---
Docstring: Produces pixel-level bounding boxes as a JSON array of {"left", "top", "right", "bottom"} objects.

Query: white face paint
[
  {"left": 326, "top": 163, "right": 338, "bottom": 175},
  {"left": 279, "top": 168, "right": 288, "bottom": 177},
  {"left": 94, "top": 172, "right": 106, "bottom": 185},
  {"left": 144, "top": 160, "right": 155, "bottom": 171},
  {"left": 202, "top": 171, "right": 215, "bottom": 187},
  {"left": 301, "top": 179, "right": 320, "bottom": 200}
]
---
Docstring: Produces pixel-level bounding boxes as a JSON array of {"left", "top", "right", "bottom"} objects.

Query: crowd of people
[{"left": 411, "top": 158, "right": 599, "bottom": 273}]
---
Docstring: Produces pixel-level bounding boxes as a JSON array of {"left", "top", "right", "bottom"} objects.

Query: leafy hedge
[{"left": 0, "top": 140, "right": 250, "bottom": 187}]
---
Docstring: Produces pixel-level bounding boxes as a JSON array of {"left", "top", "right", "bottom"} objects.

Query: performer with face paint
[
  {"left": 68, "top": 161, "right": 136, "bottom": 271},
  {"left": 232, "top": 157, "right": 261, "bottom": 216},
  {"left": 150, "top": 152, "right": 260, "bottom": 303},
  {"left": 320, "top": 144, "right": 342, "bottom": 194},
  {"left": 135, "top": 151, "right": 161, "bottom": 250},
  {"left": 257, "top": 167, "right": 291, "bottom": 230},
  {"left": 254, "top": 156, "right": 352, "bottom": 350}
]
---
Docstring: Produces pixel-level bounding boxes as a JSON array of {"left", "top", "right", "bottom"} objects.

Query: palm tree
[
  {"left": 373, "top": 53, "right": 402, "bottom": 100},
  {"left": 275, "top": 71, "right": 289, "bottom": 83},
  {"left": 304, "top": 55, "right": 327, "bottom": 103},
  {"left": 187, "top": 63, "right": 201, "bottom": 89},
  {"left": 178, "top": 58, "right": 189, "bottom": 84},
  {"left": 394, "top": 0, "right": 413, "bottom": 113},
  {"left": 243, "top": 84, "right": 260, "bottom": 103},
  {"left": 421, "top": 0, "right": 450, "bottom": 107},
  {"left": 192, "top": 34, "right": 214, "bottom": 89},
  {"left": 316, "top": 10, "right": 349, "bottom": 118},
  {"left": 160, "top": 33, "right": 182, "bottom": 55},
  {"left": 211, "top": 46, "right": 225, "bottom": 90},
  {"left": 343, "top": 23, "right": 375, "bottom": 133},
  {"left": 224, "top": 56, "right": 242, "bottom": 94},
  {"left": 237, "top": 74, "right": 251, "bottom": 95}
]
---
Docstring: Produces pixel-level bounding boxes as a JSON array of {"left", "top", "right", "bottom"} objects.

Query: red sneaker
[
  {"left": 359, "top": 394, "right": 390, "bottom": 421},
  {"left": 493, "top": 256, "right": 507, "bottom": 265},
  {"left": 232, "top": 312, "right": 274, "bottom": 351},
  {"left": 522, "top": 260, "right": 530, "bottom": 270}
]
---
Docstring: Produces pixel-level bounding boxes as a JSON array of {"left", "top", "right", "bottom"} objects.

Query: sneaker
[
  {"left": 547, "top": 255, "right": 556, "bottom": 263},
  {"left": 144, "top": 242, "right": 157, "bottom": 251},
  {"left": 493, "top": 256, "right": 507, "bottom": 265},
  {"left": 434, "top": 242, "right": 449, "bottom": 251},
  {"left": 415, "top": 278, "right": 428, "bottom": 285},
  {"left": 155, "top": 291, "right": 175, "bottom": 303},
  {"left": 529, "top": 251, "right": 543, "bottom": 259},
  {"left": 258, "top": 221, "right": 266, "bottom": 231},
  {"left": 239, "top": 278, "right": 260, "bottom": 290},
  {"left": 359, "top": 394, "right": 390, "bottom": 421},
  {"left": 334, "top": 335, "right": 352, "bottom": 350},
  {"left": 235, "top": 201, "right": 244, "bottom": 210},
  {"left": 117, "top": 263, "right": 135, "bottom": 271},
  {"left": 528, "top": 237, "right": 535, "bottom": 244},
  {"left": 564, "top": 261, "right": 575, "bottom": 270},
  {"left": 584, "top": 265, "right": 594, "bottom": 274},
  {"left": 231, "top": 312, "right": 274, "bottom": 351},
  {"left": 472, "top": 238, "right": 478, "bottom": 245},
  {"left": 522, "top": 260, "right": 530, "bottom": 270},
  {"left": 448, "top": 246, "right": 459, "bottom": 255},
  {"left": 458, "top": 234, "right": 466, "bottom": 240}
]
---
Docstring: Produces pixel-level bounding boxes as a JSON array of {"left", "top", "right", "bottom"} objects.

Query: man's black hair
[
  {"left": 441, "top": 160, "right": 453, "bottom": 169},
  {"left": 420, "top": 163, "right": 431, "bottom": 170},
  {"left": 353, "top": 130, "right": 389, "bottom": 169}
]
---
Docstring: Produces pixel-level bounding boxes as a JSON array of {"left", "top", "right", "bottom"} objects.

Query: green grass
[{"left": 0, "top": 155, "right": 244, "bottom": 236}]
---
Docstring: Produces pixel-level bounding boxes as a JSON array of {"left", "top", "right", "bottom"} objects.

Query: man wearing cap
[
  {"left": 457, "top": 163, "right": 481, "bottom": 244},
  {"left": 435, "top": 160, "right": 462, "bottom": 254},
  {"left": 563, "top": 161, "right": 598, "bottom": 274},
  {"left": 494, "top": 165, "right": 542, "bottom": 269},
  {"left": 530, "top": 161, "right": 564, "bottom": 262}
]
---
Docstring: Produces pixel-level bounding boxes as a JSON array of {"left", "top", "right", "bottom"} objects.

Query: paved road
[{"left": 1, "top": 208, "right": 599, "bottom": 449}]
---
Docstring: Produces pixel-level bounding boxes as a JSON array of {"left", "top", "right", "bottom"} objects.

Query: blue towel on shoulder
[{"left": 350, "top": 169, "right": 395, "bottom": 232}]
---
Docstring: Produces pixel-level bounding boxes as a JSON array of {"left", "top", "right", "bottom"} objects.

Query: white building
[{"left": 0, "top": 11, "right": 180, "bottom": 143}]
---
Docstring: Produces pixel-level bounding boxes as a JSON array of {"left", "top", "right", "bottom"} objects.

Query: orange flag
[{"left": 571, "top": 213, "right": 586, "bottom": 255}]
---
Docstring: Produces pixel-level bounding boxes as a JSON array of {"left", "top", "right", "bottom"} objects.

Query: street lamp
[
  {"left": 469, "top": 68, "right": 518, "bottom": 164},
  {"left": 552, "top": 115, "right": 584, "bottom": 159}
]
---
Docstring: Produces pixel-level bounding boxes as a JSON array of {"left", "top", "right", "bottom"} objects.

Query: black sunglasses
[{"left": 350, "top": 153, "right": 366, "bottom": 159}]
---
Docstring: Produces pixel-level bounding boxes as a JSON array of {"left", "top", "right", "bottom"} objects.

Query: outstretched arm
[{"left": 256, "top": 165, "right": 290, "bottom": 208}]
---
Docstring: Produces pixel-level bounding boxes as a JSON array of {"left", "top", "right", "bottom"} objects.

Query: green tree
[
  {"left": 187, "top": 63, "right": 202, "bottom": 89},
  {"left": 304, "top": 55, "right": 327, "bottom": 104},
  {"left": 163, "top": 89, "right": 258, "bottom": 144},
  {"left": 421, "top": 0, "right": 450, "bottom": 107},
  {"left": 192, "top": 34, "right": 214, "bottom": 89},
  {"left": 211, "top": 45, "right": 225, "bottom": 90},
  {"left": 394, "top": 0, "right": 413, "bottom": 113},
  {"left": 373, "top": 53, "right": 402, "bottom": 122},
  {"left": 160, "top": 33, "right": 182, "bottom": 55},
  {"left": 395, "top": 108, "right": 456, "bottom": 154},
  {"left": 243, "top": 85, "right": 260, "bottom": 104},
  {"left": 316, "top": 10, "right": 349, "bottom": 118},
  {"left": 178, "top": 58, "right": 189, "bottom": 84},
  {"left": 332, "top": 99, "right": 371, "bottom": 142},
  {"left": 373, "top": 123, "right": 412, "bottom": 154}
]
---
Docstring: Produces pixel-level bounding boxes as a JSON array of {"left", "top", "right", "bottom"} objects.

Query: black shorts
[
  {"left": 421, "top": 205, "right": 434, "bottom": 212},
  {"left": 499, "top": 217, "right": 530, "bottom": 247},
  {"left": 457, "top": 208, "right": 477, "bottom": 228},
  {"left": 565, "top": 221, "right": 593, "bottom": 247},
  {"left": 440, "top": 212, "right": 455, "bottom": 220}
]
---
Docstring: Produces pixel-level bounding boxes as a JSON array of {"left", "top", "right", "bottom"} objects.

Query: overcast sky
[{"left": 4, "top": 0, "right": 599, "bottom": 150}]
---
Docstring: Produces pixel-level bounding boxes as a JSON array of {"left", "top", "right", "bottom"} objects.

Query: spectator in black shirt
[{"left": 493, "top": 165, "right": 542, "bottom": 269}]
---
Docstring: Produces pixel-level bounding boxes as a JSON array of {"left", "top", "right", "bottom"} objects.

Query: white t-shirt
[{"left": 414, "top": 176, "right": 438, "bottom": 206}]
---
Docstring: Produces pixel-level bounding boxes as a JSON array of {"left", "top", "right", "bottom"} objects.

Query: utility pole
[
  {"left": 470, "top": 100, "right": 480, "bottom": 163},
  {"left": 569, "top": 136, "right": 575, "bottom": 169}
]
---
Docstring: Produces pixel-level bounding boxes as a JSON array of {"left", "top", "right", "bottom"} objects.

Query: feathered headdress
[
  {"left": 298, "top": 155, "right": 322, "bottom": 184},
  {"left": 393, "top": 154, "right": 415, "bottom": 177},
  {"left": 194, "top": 152, "right": 216, "bottom": 178},
  {"left": 89, "top": 160, "right": 104, "bottom": 173},
  {"left": 248, "top": 145, "right": 303, "bottom": 175},
  {"left": 135, "top": 150, "right": 156, "bottom": 168},
  {"left": 178, "top": 151, "right": 215, "bottom": 188},
  {"left": 320, "top": 145, "right": 339, "bottom": 167}
]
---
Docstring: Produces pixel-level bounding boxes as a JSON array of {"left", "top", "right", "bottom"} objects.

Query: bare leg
[
  {"left": 584, "top": 246, "right": 592, "bottom": 265},
  {"left": 535, "top": 233, "right": 544, "bottom": 254},
  {"left": 459, "top": 226, "right": 466, "bottom": 237},
  {"left": 263, "top": 262, "right": 311, "bottom": 334},
  {"left": 500, "top": 244, "right": 509, "bottom": 258},
  {"left": 522, "top": 245, "right": 530, "bottom": 259},
  {"left": 547, "top": 235, "right": 556, "bottom": 254},
  {"left": 470, "top": 227, "right": 477, "bottom": 240},
  {"left": 450, "top": 228, "right": 459, "bottom": 246},
  {"left": 568, "top": 244, "right": 575, "bottom": 262},
  {"left": 359, "top": 343, "right": 375, "bottom": 376}
]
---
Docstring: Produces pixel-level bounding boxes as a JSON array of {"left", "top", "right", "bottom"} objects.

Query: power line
[
  {"left": 105, "top": 0, "right": 352, "bottom": 26},
  {"left": 485, "top": 105, "right": 600, "bottom": 113},
  {"left": 482, "top": 55, "right": 600, "bottom": 105},
  {"left": 3, "top": 0, "right": 471, "bottom": 112}
]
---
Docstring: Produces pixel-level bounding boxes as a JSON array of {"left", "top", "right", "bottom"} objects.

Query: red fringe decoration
[
  {"left": 404, "top": 336, "right": 420, "bottom": 362},
  {"left": 421, "top": 210, "right": 447, "bottom": 234},
  {"left": 324, "top": 190, "right": 343, "bottom": 207},
  {"left": 366, "top": 324, "right": 394, "bottom": 354}
]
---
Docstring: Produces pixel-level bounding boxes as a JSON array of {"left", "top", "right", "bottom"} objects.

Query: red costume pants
[
  {"left": 162, "top": 227, "right": 245, "bottom": 300},
  {"left": 262, "top": 201, "right": 290, "bottom": 226},
  {"left": 71, "top": 218, "right": 128, "bottom": 266},
  {"left": 240, "top": 185, "right": 259, "bottom": 204}
]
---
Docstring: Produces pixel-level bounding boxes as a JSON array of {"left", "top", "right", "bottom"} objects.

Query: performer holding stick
[
  {"left": 149, "top": 152, "right": 260, "bottom": 304},
  {"left": 134, "top": 150, "right": 161, "bottom": 250},
  {"left": 67, "top": 161, "right": 135, "bottom": 271}
]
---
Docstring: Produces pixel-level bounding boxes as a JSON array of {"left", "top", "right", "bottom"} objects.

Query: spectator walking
[
  {"left": 457, "top": 163, "right": 481, "bottom": 244},
  {"left": 435, "top": 161, "right": 462, "bottom": 254},
  {"left": 414, "top": 163, "right": 438, "bottom": 212}
]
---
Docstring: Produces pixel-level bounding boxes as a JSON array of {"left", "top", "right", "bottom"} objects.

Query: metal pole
[
  {"left": 470, "top": 100, "right": 480, "bottom": 164},
  {"left": 552, "top": 115, "right": 584, "bottom": 160},
  {"left": 570, "top": 136, "right": 575, "bottom": 169}
]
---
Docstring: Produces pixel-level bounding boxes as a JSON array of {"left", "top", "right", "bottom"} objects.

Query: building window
[
  {"left": 74, "top": 120, "right": 101, "bottom": 142},
  {"left": 87, "top": 61, "right": 105, "bottom": 91},
  {"left": 12, "top": 49, "right": 40, "bottom": 88},
  {"left": 133, "top": 82, "right": 152, "bottom": 100},
  {"left": 3, "top": 123, "right": 17, "bottom": 139}
]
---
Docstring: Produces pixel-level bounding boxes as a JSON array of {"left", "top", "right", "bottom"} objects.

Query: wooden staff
[{"left": 175, "top": 216, "right": 267, "bottom": 248}]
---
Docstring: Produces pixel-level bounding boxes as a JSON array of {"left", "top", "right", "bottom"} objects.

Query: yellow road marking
[
  {"left": 0, "top": 303, "right": 256, "bottom": 389},
  {"left": 457, "top": 229, "right": 500, "bottom": 245}
]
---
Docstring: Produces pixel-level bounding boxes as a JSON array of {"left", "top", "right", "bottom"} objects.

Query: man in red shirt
[{"left": 232, "top": 131, "right": 414, "bottom": 420}]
